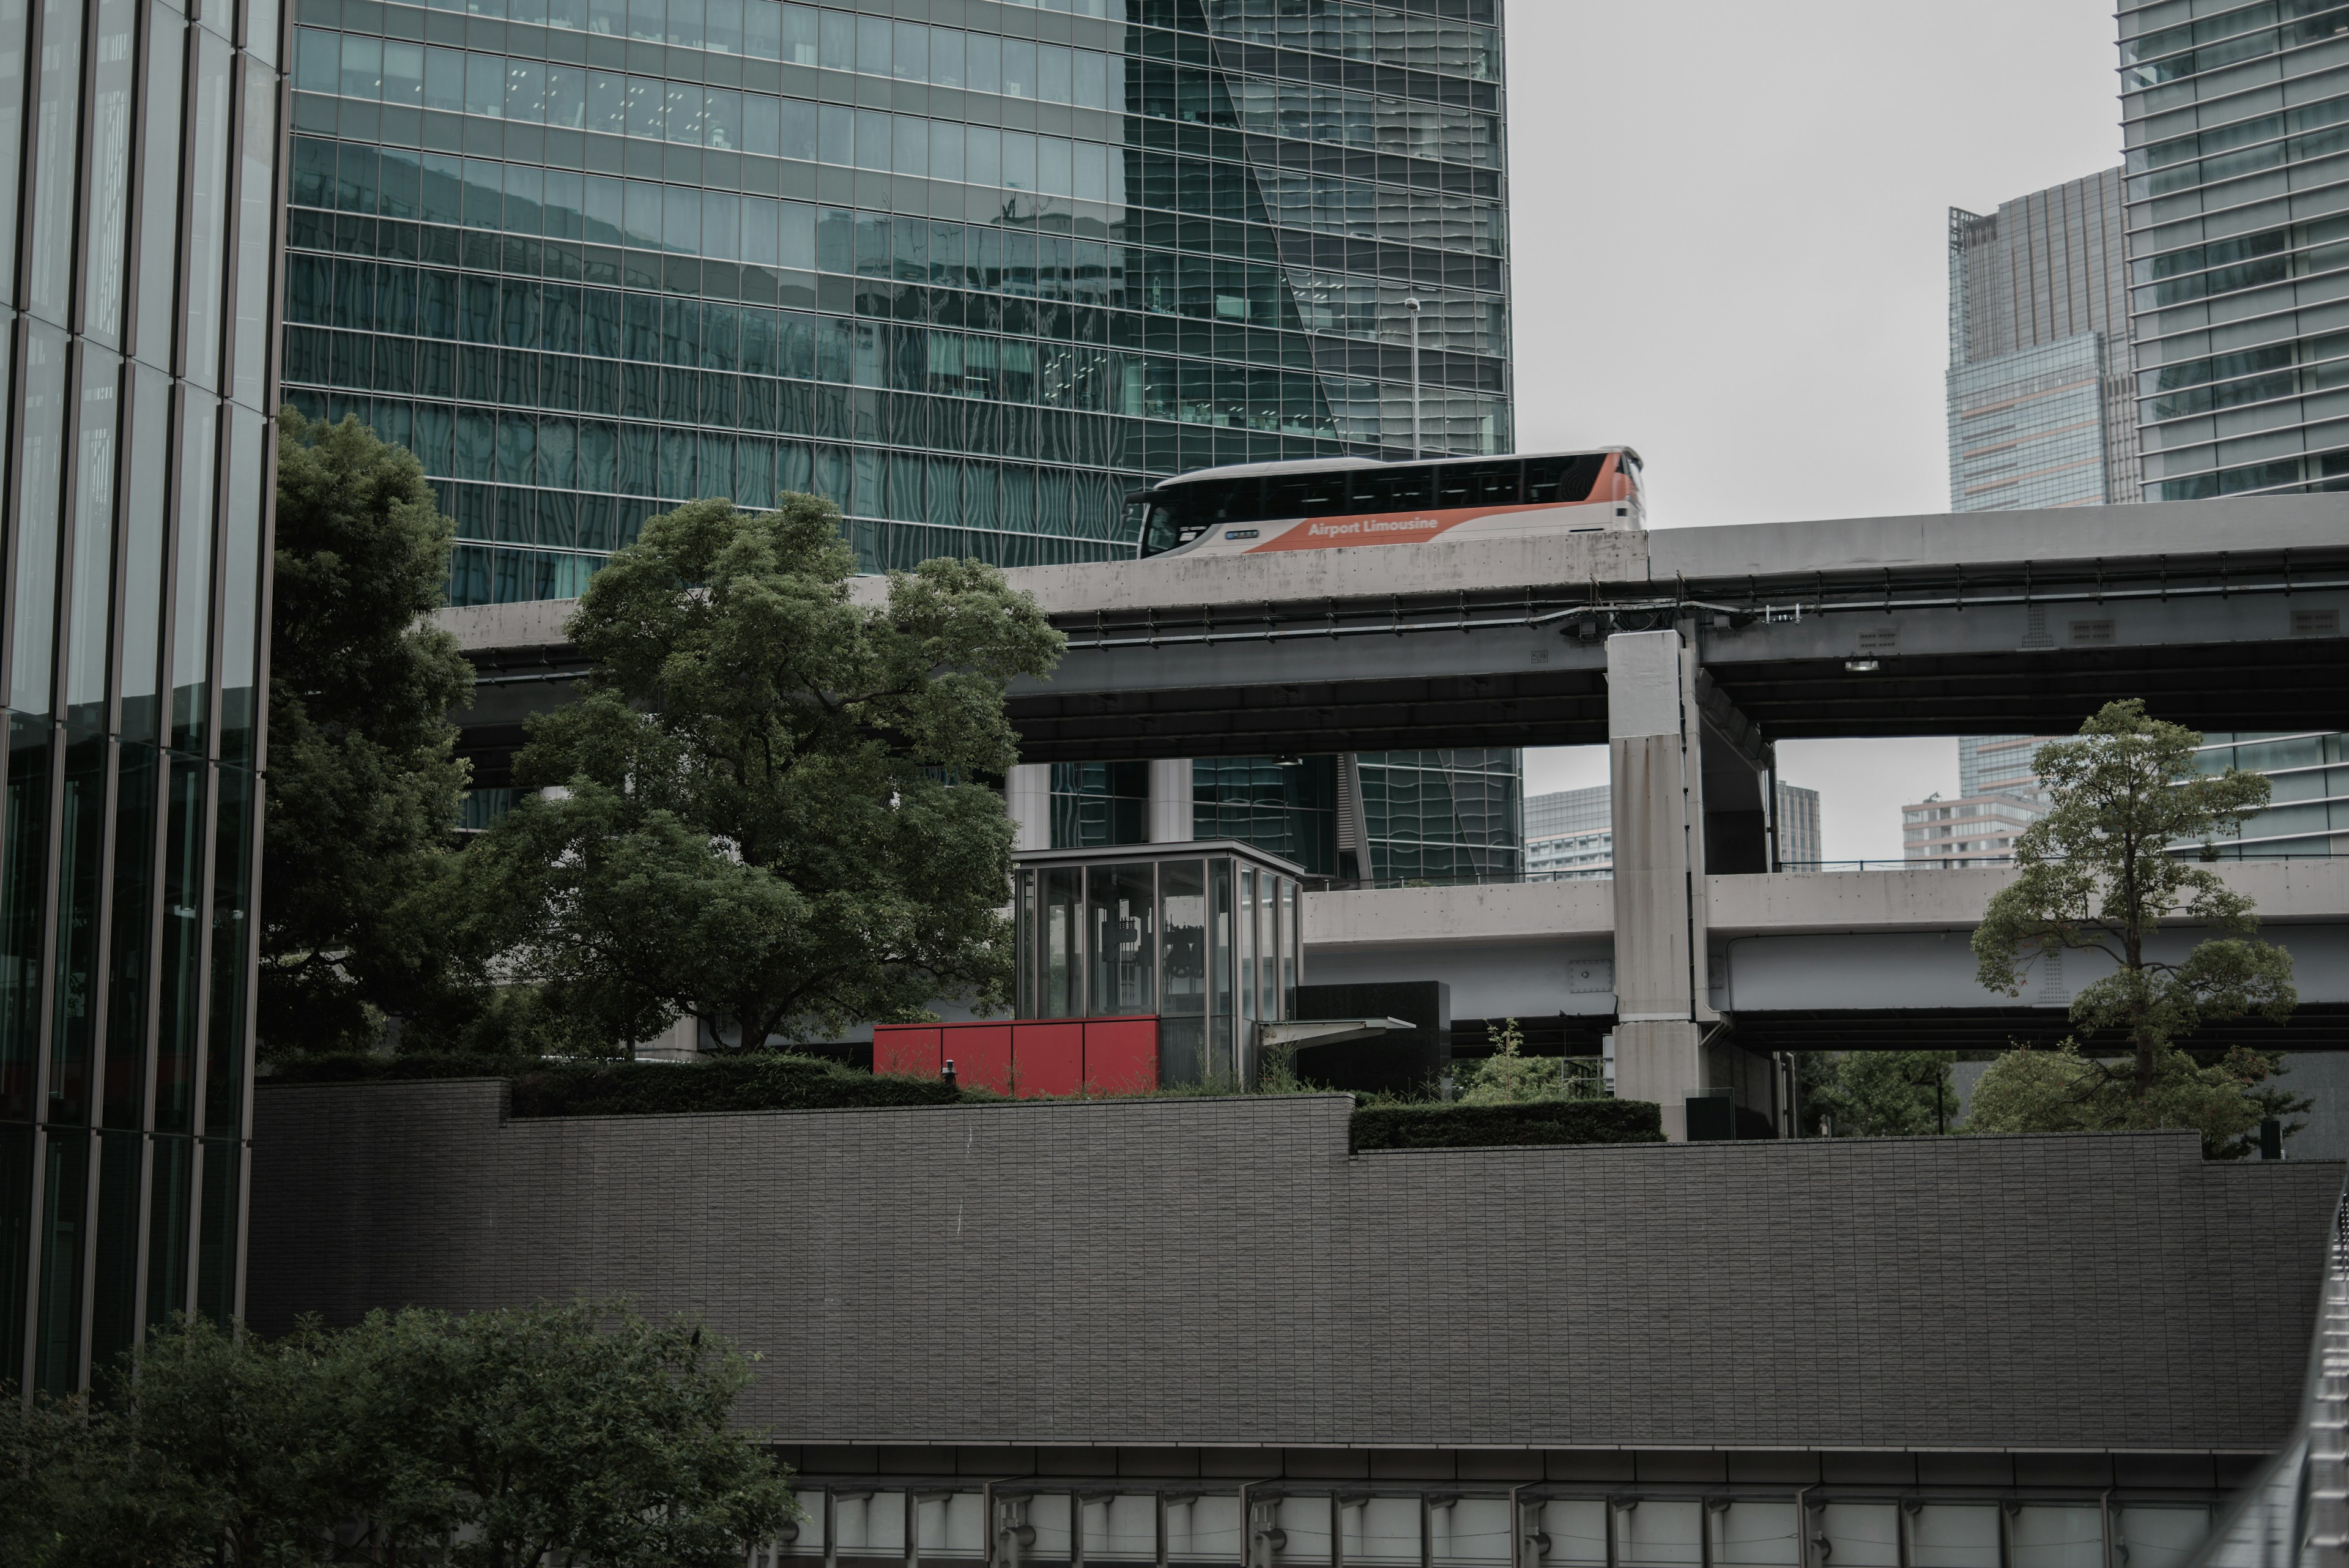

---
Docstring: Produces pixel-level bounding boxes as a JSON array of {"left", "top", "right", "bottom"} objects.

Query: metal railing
[{"left": 2188, "top": 1188, "right": 2349, "bottom": 1568}]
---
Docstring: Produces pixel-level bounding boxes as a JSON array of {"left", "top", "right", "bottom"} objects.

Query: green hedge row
[
  {"left": 1349, "top": 1097, "right": 1664, "bottom": 1152},
  {"left": 267, "top": 1055, "right": 1666, "bottom": 1150},
  {"left": 265, "top": 1052, "right": 960, "bottom": 1117}
]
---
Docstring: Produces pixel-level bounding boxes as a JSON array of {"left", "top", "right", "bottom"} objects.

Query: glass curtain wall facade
[
  {"left": 275, "top": 0, "right": 1512, "bottom": 598},
  {"left": 1947, "top": 170, "right": 2140, "bottom": 511},
  {"left": 2119, "top": 0, "right": 2349, "bottom": 499},
  {"left": 1354, "top": 747, "right": 1516, "bottom": 881},
  {"left": 0, "top": 0, "right": 281, "bottom": 1394}
]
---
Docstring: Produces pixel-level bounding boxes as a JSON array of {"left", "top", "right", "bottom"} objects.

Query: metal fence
[{"left": 2188, "top": 1189, "right": 2349, "bottom": 1568}]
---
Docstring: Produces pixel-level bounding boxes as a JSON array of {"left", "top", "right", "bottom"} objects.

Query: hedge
[
  {"left": 1348, "top": 1097, "right": 1664, "bottom": 1153},
  {"left": 265, "top": 1052, "right": 961, "bottom": 1117},
  {"left": 265, "top": 1055, "right": 1666, "bottom": 1145}
]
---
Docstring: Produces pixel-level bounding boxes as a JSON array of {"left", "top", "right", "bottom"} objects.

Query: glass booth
[{"left": 1012, "top": 842, "right": 1307, "bottom": 1088}]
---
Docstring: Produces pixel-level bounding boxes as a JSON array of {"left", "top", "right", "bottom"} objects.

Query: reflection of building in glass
[
  {"left": 1191, "top": 756, "right": 1337, "bottom": 875},
  {"left": 1946, "top": 171, "right": 2139, "bottom": 511},
  {"left": 277, "top": 0, "right": 1513, "bottom": 599},
  {"left": 1524, "top": 781, "right": 1817, "bottom": 878},
  {"left": 1356, "top": 749, "right": 1520, "bottom": 883},
  {"left": 2118, "top": 2, "right": 2349, "bottom": 500},
  {"left": 1961, "top": 735, "right": 2052, "bottom": 806},
  {"left": 2189, "top": 734, "right": 2349, "bottom": 858},
  {"left": 1, "top": 0, "right": 283, "bottom": 1392}
]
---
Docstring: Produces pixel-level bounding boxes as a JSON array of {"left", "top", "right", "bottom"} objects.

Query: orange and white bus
[{"left": 1129, "top": 447, "right": 1644, "bottom": 559}]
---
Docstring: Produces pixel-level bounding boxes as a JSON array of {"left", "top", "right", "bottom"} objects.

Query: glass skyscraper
[
  {"left": 2120, "top": 0, "right": 2349, "bottom": 499},
  {"left": 1947, "top": 169, "right": 2140, "bottom": 511},
  {"left": 276, "top": 0, "right": 1512, "bottom": 597},
  {"left": 1, "top": 0, "right": 281, "bottom": 1392},
  {"left": 1050, "top": 749, "right": 1525, "bottom": 882}
]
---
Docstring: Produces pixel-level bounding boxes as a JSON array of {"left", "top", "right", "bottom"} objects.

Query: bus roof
[{"left": 1149, "top": 447, "right": 1641, "bottom": 491}]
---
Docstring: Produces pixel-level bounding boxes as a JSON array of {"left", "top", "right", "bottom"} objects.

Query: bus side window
[
  {"left": 1197, "top": 478, "right": 1263, "bottom": 525},
  {"left": 1264, "top": 472, "right": 1348, "bottom": 519},
  {"left": 1351, "top": 465, "right": 1431, "bottom": 511},
  {"left": 1525, "top": 457, "right": 1567, "bottom": 503}
]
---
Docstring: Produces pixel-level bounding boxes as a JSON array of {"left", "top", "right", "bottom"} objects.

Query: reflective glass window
[
  {"left": 171, "top": 396, "right": 218, "bottom": 754},
  {"left": 65, "top": 351, "right": 122, "bottom": 731},
  {"left": 1, "top": 718, "right": 56, "bottom": 1122},
  {"left": 143, "top": 1131, "right": 191, "bottom": 1325},
  {"left": 10, "top": 321, "right": 70, "bottom": 716},
  {"left": 26, "top": 0, "right": 85, "bottom": 322},
  {"left": 48, "top": 736, "right": 108, "bottom": 1126},
  {"left": 180, "top": 31, "right": 233, "bottom": 387},
  {"left": 34, "top": 1129, "right": 88, "bottom": 1392},
  {"left": 82, "top": 0, "right": 136, "bottom": 344},
  {"left": 0, "top": 0, "right": 28, "bottom": 307},
  {"left": 103, "top": 743, "right": 159, "bottom": 1128}
]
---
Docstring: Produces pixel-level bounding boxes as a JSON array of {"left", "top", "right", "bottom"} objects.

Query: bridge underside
[
  {"left": 1006, "top": 669, "right": 1612, "bottom": 763},
  {"left": 1709, "top": 639, "right": 2349, "bottom": 740}
]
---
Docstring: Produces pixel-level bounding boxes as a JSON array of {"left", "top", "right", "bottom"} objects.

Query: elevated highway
[
  {"left": 1302, "top": 860, "right": 2349, "bottom": 1055},
  {"left": 439, "top": 496, "right": 2349, "bottom": 1136},
  {"left": 971, "top": 496, "right": 2349, "bottom": 760},
  {"left": 443, "top": 495, "right": 2349, "bottom": 762}
]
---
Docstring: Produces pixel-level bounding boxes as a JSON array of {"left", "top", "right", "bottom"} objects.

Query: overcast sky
[{"left": 1507, "top": 1, "right": 2124, "bottom": 860}]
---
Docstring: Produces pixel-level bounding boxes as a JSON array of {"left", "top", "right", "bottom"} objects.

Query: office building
[
  {"left": 1049, "top": 749, "right": 1523, "bottom": 883},
  {"left": 1946, "top": 171, "right": 2139, "bottom": 511},
  {"left": 1524, "top": 783, "right": 1608, "bottom": 880},
  {"left": 1, "top": 0, "right": 283, "bottom": 1393},
  {"left": 1524, "top": 781, "right": 1819, "bottom": 880},
  {"left": 1960, "top": 734, "right": 2050, "bottom": 805},
  {"left": 1945, "top": 146, "right": 2343, "bottom": 856},
  {"left": 276, "top": 0, "right": 1514, "bottom": 600},
  {"left": 2120, "top": 1, "right": 2349, "bottom": 500}
]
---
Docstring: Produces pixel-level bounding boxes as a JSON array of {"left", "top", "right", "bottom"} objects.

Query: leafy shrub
[
  {"left": 265, "top": 1052, "right": 960, "bottom": 1117},
  {"left": 1350, "top": 1098, "right": 1663, "bottom": 1153}
]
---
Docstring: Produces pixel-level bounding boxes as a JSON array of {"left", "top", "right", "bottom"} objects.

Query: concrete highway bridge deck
[
  {"left": 1303, "top": 860, "right": 2349, "bottom": 1057},
  {"left": 445, "top": 495, "right": 2349, "bottom": 764}
]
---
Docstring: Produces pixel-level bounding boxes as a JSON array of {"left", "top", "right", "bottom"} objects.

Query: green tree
[
  {"left": 1964, "top": 1039, "right": 2284, "bottom": 1157},
  {"left": 260, "top": 410, "right": 475, "bottom": 1054},
  {"left": 1457, "top": 1018, "right": 1566, "bottom": 1105},
  {"left": 459, "top": 493, "right": 1063, "bottom": 1050},
  {"left": 0, "top": 1304, "right": 795, "bottom": 1566},
  {"left": 1798, "top": 1050, "right": 1958, "bottom": 1137},
  {"left": 1972, "top": 700, "right": 2296, "bottom": 1099}
]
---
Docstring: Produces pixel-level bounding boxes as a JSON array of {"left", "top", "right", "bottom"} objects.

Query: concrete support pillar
[
  {"left": 1606, "top": 629, "right": 1713, "bottom": 1142},
  {"left": 1007, "top": 763, "right": 1052, "bottom": 851},
  {"left": 1148, "top": 758, "right": 1193, "bottom": 843}
]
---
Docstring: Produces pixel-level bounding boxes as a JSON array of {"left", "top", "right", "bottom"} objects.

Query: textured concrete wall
[{"left": 249, "top": 1083, "right": 2340, "bottom": 1455}]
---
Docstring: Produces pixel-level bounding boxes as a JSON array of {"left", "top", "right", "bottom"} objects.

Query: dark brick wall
[{"left": 248, "top": 1082, "right": 2340, "bottom": 1455}]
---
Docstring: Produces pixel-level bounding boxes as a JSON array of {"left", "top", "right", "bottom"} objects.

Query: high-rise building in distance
[
  {"left": 276, "top": 0, "right": 1514, "bottom": 600},
  {"left": 1, "top": 0, "right": 283, "bottom": 1394},
  {"left": 1946, "top": 170, "right": 2140, "bottom": 511},
  {"left": 1524, "top": 781, "right": 1820, "bottom": 880},
  {"left": 2120, "top": 0, "right": 2349, "bottom": 500}
]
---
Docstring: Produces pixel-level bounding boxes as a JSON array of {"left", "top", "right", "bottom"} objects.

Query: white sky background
[{"left": 1507, "top": 0, "right": 2123, "bottom": 861}]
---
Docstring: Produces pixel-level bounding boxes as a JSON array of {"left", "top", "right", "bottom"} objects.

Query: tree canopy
[
  {"left": 1971, "top": 700, "right": 2296, "bottom": 1098},
  {"left": 0, "top": 1303, "right": 795, "bottom": 1566},
  {"left": 1798, "top": 1050, "right": 1958, "bottom": 1137},
  {"left": 259, "top": 409, "right": 473, "bottom": 1053},
  {"left": 459, "top": 492, "right": 1063, "bottom": 1050}
]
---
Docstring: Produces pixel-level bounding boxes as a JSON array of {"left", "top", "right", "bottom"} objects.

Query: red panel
[
  {"left": 1082, "top": 1017, "right": 1160, "bottom": 1096},
  {"left": 944, "top": 1022, "right": 1014, "bottom": 1096},
  {"left": 871, "top": 1025, "right": 941, "bottom": 1079},
  {"left": 1009, "top": 1022, "right": 1085, "bottom": 1098}
]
